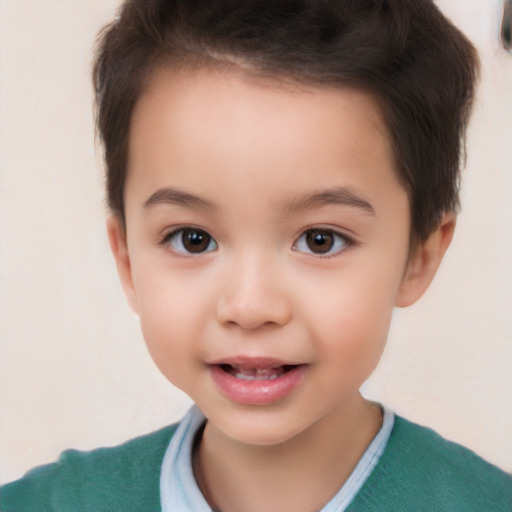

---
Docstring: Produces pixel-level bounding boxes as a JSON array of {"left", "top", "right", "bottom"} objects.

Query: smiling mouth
[
  {"left": 219, "top": 364, "right": 299, "bottom": 381},
  {"left": 210, "top": 360, "right": 307, "bottom": 404}
]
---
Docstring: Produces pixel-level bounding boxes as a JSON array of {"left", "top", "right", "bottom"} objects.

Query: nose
[{"left": 216, "top": 255, "right": 292, "bottom": 330}]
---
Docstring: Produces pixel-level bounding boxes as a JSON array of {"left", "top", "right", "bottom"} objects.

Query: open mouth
[
  {"left": 210, "top": 361, "right": 307, "bottom": 404},
  {"left": 219, "top": 364, "right": 299, "bottom": 381}
]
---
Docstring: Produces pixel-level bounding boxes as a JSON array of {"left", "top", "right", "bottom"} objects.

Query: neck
[{"left": 195, "top": 395, "right": 382, "bottom": 512}]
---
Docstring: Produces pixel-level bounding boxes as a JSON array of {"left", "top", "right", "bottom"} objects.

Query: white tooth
[
  {"left": 235, "top": 373, "right": 254, "bottom": 381},
  {"left": 234, "top": 372, "right": 278, "bottom": 381}
]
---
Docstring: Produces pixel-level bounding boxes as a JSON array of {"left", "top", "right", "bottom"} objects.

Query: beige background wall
[{"left": 0, "top": 0, "right": 511, "bottom": 483}]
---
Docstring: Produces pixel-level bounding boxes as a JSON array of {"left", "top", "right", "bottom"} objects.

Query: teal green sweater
[{"left": 1, "top": 416, "right": 511, "bottom": 511}]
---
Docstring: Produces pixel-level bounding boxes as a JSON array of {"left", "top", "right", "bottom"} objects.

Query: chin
[{"left": 206, "top": 405, "right": 314, "bottom": 447}]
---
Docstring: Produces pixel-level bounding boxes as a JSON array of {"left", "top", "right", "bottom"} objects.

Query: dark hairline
[{"left": 93, "top": 0, "right": 479, "bottom": 247}]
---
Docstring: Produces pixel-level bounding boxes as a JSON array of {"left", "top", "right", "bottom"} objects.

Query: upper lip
[{"left": 208, "top": 356, "right": 303, "bottom": 369}]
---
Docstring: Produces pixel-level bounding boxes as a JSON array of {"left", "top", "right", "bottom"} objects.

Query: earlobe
[
  {"left": 106, "top": 215, "right": 139, "bottom": 314},
  {"left": 396, "top": 213, "right": 456, "bottom": 308}
]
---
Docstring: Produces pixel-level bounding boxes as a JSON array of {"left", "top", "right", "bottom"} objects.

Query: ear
[
  {"left": 396, "top": 213, "right": 456, "bottom": 308},
  {"left": 106, "top": 215, "right": 139, "bottom": 314}
]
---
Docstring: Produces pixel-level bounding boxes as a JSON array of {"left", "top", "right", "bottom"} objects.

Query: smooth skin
[{"left": 108, "top": 67, "right": 455, "bottom": 512}]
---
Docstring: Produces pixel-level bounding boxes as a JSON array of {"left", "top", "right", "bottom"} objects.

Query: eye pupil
[
  {"left": 183, "top": 229, "right": 210, "bottom": 253},
  {"left": 306, "top": 230, "right": 334, "bottom": 254}
]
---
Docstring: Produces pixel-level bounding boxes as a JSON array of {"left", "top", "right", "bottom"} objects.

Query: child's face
[{"left": 110, "top": 68, "right": 429, "bottom": 445}]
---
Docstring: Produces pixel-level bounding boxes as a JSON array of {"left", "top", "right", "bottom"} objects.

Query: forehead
[{"left": 125, "top": 67, "right": 405, "bottom": 217}]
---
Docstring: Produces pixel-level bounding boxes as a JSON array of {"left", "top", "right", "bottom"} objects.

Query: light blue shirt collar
[{"left": 160, "top": 404, "right": 394, "bottom": 512}]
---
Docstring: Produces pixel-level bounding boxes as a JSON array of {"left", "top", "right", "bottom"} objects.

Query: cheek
[
  {"left": 306, "top": 268, "right": 397, "bottom": 357},
  {"left": 314, "top": 296, "right": 392, "bottom": 393},
  {"left": 134, "top": 272, "right": 210, "bottom": 383},
  {"left": 134, "top": 259, "right": 212, "bottom": 329}
]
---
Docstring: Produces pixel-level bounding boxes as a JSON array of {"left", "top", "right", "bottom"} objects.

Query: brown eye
[
  {"left": 165, "top": 228, "right": 217, "bottom": 254},
  {"left": 305, "top": 229, "right": 334, "bottom": 254},
  {"left": 182, "top": 229, "right": 210, "bottom": 252},
  {"left": 294, "top": 228, "right": 349, "bottom": 256}
]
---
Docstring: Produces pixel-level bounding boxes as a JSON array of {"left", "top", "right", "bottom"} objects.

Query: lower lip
[{"left": 210, "top": 365, "right": 307, "bottom": 405}]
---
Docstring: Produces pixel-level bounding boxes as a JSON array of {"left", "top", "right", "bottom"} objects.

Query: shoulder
[
  {"left": 0, "top": 423, "right": 179, "bottom": 512},
  {"left": 348, "top": 415, "right": 512, "bottom": 512}
]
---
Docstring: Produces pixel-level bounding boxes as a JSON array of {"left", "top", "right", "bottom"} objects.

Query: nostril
[{"left": 216, "top": 295, "right": 292, "bottom": 330}]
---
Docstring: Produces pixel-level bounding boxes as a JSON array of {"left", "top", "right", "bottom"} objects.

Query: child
[{"left": 1, "top": 0, "right": 511, "bottom": 510}]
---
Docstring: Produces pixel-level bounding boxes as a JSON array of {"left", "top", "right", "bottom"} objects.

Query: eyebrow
[
  {"left": 284, "top": 187, "right": 375, "bottom": 216},
  {"left": 143, "top": 187, "right": 214, "bottom": 211},
  {"left": 143, "top": 185, "right": 374, "bottom": 216}
]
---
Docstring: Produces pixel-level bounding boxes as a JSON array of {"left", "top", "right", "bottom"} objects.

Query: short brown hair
[{"left": 93, "top": 0, "right": 479, "bottom": 243}]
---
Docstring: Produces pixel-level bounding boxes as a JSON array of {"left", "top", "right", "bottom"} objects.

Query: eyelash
[
  {"left": 160, "top": 226, "right": 354, "bottom": 258},
  {"left": 160, "top": 226, "right": 218, "bottom": 255},
  {"left": 292, "top": 228, "right": 354, "bottom": 258}
]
